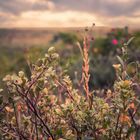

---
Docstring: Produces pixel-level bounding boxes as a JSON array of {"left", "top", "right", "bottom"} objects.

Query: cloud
[
  {"left": 0, "top": 0, "right": 140, "bottom": 27},
  {"left": 0, "top": 11, "right": 102, "bottom": 27},
  {"left": 0, "top": 0, "right": 140, "bottom": 16},
  {"left": 0, "top": 0, "right": 55, "bottom": 15},
  {"left": 52, "top": 0, "right": 140, "bottom": 17}
]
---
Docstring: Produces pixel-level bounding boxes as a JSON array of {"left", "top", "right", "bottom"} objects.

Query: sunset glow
[{"left": 0, "top": 0, "right": 140, "bottom": 28}]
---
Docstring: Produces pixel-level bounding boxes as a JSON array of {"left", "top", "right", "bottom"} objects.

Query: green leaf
[
  {"left": 126, "top": 37, "right": 135, "bottom": 46},
  {"left": 117, "top": 55, "right": 124, "bottom": 67}
]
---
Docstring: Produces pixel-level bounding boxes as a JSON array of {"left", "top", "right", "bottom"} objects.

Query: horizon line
[{"left": 0, "top": 25, "right": 139, "bottom": 30}]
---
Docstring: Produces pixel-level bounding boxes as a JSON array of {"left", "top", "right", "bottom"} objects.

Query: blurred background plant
[{"left": 0, "top": 26, "right": 140, "bottom": 90}]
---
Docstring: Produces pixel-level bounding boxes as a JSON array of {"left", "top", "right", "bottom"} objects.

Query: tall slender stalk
[{"left": 82, "top": 37, "right": 90, "bottom": 101}]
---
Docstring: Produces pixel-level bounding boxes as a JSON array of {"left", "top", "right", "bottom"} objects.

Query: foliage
[
  {"left": 0, "top": 35, "right": 140, "bottom": 140},
  {"left": 89, "top": 27, "right": 140, "bottom": 88},
  {"left": 0, "top": 28, "right": 140, "bottom": 89}
]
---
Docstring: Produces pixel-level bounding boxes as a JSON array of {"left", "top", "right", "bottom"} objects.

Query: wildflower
[
  {"left": 112, "top": 39, "right": 118, "bottom": 45},
  {"left": 112, "top": 64, "right": 121, "bottom": 70}
]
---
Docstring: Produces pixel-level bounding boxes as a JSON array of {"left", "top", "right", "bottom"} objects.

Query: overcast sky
[{"left": 0, "top": 0, "right": 140, "bottom": 27}]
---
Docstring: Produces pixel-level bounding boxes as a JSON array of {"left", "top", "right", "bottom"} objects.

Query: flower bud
[
  {"left": 51, "top": 53, "right": 59, "bottom": 60},
  {"left": 18, "top": 71, "right": 24, "bottom": 78},
  {"left": 48, "top": 47, "right": 55, "bottom": 54}
]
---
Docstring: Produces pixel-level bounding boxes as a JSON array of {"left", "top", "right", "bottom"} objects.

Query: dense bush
[{"left": 0, "top": 35, "right": 140, "bottom": 140}]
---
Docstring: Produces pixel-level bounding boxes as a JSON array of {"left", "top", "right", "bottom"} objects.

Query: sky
[{"left": 0, "top": 0, "right": 140, "bottom": 28}]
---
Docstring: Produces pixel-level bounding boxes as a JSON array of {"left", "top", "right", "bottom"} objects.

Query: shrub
[{"left": 0, "top": 36, "right": 140, "bottom": 140}]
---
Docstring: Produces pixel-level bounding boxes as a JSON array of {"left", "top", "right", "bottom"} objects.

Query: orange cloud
[{"left": 3, "top": 11, "right": 103, "bottom": 27}]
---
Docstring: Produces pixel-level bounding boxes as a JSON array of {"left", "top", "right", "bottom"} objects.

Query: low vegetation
[{"left": 0, "top": 32, "right": 140, "bottom": 140}]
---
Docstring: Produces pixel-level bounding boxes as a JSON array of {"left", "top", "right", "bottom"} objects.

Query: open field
[
  {"left": 1, "top": 26, "right": 138, "bottom": 47},
  {"left": 0, "top": 26, "right": 139, "bottom": 47}
]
